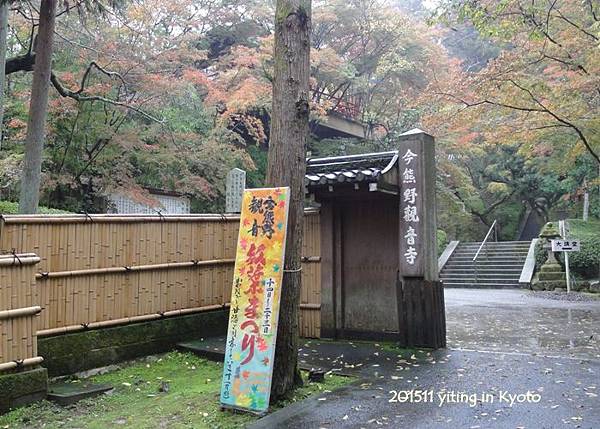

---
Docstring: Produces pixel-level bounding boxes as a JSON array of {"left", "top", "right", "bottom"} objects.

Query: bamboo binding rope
[
  {"left": 0, "top": 255, "right": 40, "bottom": 267},
  {"left": 0, "top": 356, "right": 44, "bottom": 372}
]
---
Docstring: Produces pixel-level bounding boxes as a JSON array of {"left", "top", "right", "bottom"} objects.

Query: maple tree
[
  {"left": 2, "top": 0, "right": 257, "bottom": 212},
  {"left": 431, "top": 0, "right": 599, "bottom": 162},
  {"left": 422, "top": 0, "right": 600, "bottom": 235},
  {"left": 0, "top": 0, "right": 594, "bottom": 233}
]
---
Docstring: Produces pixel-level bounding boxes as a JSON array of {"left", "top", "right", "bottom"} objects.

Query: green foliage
[
  {"left": 535, "top": 219, "right": 600, "bottom": 279},
  {"left": 0, "top": 200, "right": 71, "bottom": 214},
  {"left": 308, "top": 137, "right": 379, "bottom": 158},
  {"left": 494, "top": 201, "right": 523, "bottom": 241},
  {"left": 436, "top": 189, "right": 486, "bottom": 241},
  {"left": 437, "top": 229, "right": 448, "bottom": 255},
  {"left": 534, "top": 238, "right": 546, "bottom": 272},
  {"left": 245, "top": 145, "right": 268, "bottom": 189},
  {"left": 566, "top": 219, "right": 600, "bottom": 279}
]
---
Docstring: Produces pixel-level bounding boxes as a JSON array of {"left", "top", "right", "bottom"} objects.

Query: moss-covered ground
[{"left": 0, "top": 352, "right": 350, "bottom": 429}]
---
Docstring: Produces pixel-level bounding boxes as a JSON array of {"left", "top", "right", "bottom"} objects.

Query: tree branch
[
  {"left": 6, "top": 53, "right": 162, "bottom": 124},
  {"left": 554, "top": 9, "right": 598, "bottom": 41},
  {"left": 50, "top": 72, "right": 164, "bottom": 124},
  {"left": 505, "top": 79, "right": 600, "bottom": 164},
  {"left": 437, "top": 86, "right": 600, "bottom": 165}
]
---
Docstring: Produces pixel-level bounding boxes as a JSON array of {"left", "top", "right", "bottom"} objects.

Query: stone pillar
[
  {"left": 225, "top": 168, "right": 246, "bottom": 213},
  {"left": 396, "top": 129, "right": 446, "bottom": 349}
]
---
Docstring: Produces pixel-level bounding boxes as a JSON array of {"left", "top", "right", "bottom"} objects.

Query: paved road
[
  {"left": 252, "top": 289, "right": 600, "bottom": 429},
  {"left": 445, "top": 289, "right": 600, "bottom": 360}
]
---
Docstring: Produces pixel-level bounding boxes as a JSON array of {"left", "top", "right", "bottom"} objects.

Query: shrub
[
  {"left": 566, "top": 219, "right": 600, "bottom": 279},
  {"left": 437, "top": 229, "right": 448, "bottom": 255},
  {"left": 0, "top": 201, "right": 70, "bottom": 214},
  {"left": 566, "top": 236, "right": 600, "bottom": 278},
  {"left": 535, "top": 219, "right": 600, "bottom": 279}
]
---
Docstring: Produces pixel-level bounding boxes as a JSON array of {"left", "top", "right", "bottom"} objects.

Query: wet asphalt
[{"left": 250, "top": 289, "right": 600, "bottom": 429}]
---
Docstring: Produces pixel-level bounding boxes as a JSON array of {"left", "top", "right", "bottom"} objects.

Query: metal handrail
[{"left": 473, "top": 219, "right": 498, "bottom": 262}]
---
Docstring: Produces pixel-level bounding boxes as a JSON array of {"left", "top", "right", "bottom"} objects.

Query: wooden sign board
[
  {"left": 398, "top": 130, "right": 437, "bottom": 280},
  {"left": 220, "top": 187, "right": 290, "bottom": 414},
  {"left": 551, "top": 239, "right": 580, "bottom": 252}
]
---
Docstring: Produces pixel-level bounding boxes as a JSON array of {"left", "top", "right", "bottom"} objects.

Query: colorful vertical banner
[{"left": 220, "top": 187, "right": 290, "bottom": 414}]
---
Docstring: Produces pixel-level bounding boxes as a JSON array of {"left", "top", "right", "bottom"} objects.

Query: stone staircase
[{"left": 440, "top": 241, "right": 531, "bottom": 288}]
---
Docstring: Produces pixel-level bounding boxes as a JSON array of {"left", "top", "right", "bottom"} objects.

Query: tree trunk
[
  {"left": 583, "top": 179, "right": 589, "bottom": 222},
  {"left": 266, "top": 0, "right": 311, "bottom": 400},
  {"left": 19, "top": 0, "right": 57, "bottom": 214},
  {"left": 0, "top": 1, "right": 9, "bottom": 148}
]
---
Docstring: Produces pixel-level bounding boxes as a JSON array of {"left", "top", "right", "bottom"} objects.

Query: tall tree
[
  {"left": 432, "top": 0, "right": 600, "bottom": 165},
  {"left": 266, "top": 0, "right": 311, "bottom": 399},
  {"left": 19, "top": 0, "right": 57, "bottom": 213},
  {"left": 0, "top": 0, "right": 9, "bottom": 147}
]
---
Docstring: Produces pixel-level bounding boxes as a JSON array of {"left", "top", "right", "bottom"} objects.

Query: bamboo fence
[
  {"left": 0, "top": 253, "right": 43, "bottom": 372},
  {"left": 0, "top": 211, "right": 321, "bottom": 339}
]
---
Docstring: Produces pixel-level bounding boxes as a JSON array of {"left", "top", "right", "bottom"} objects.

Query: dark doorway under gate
[{"left": 306, "top": 151, "right": 403, "bottom": 340}]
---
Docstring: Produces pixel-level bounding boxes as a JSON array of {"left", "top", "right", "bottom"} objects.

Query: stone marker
[
  {"left": 396, "top": 129, "right": 446, "bottom": 349},
  {"left": 225, "top": 168, "right": 246, "bottom": 213},
  {"left": 397, "top": 129, "right": 438, "bottom": 281}
]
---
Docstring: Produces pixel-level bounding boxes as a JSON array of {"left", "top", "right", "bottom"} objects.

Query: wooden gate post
[{"left": 396, "top": 129, "right": 446, "bottom": 348}]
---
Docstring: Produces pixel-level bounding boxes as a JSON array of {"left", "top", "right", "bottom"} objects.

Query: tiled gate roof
[{"left": 305, "top": 151, "right": 399, "bottom": 186}]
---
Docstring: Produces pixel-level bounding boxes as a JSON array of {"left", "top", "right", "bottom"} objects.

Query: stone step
[
  {"left": 177, "top": 337, "right": 226, "bottom": 362},
  {"left": 177, "top": 337, "right": 317, "bottom": 371},
  {"left": 441, "top": 267, "right": 523, "bottom": 273},
  {"left": 441, "top": 240, "right": 532, "bottom": 288},
  {"left": 452, "top": 251, "right": 528, "bottom": 254},
  {"left": 453, "top": 248, "right": 529, "bottom": 255},
  {"left": 440, "top": 277, "right": 520, "bottom": 284},
  {"left": 445, "top": 261, "right": 523, "bottom": 266},
  {"left": 458, "top": 243, "right": 530, "bottom": 249},
  {"left": 442, "top": 281, "right": 523, "bottom": 289},
  {"left": 451, "top": 256, "right": 527, "bottom": 261},
  {"left": 440, "top": 274, "right": 522, "bottom": 281},
  {"left": 452, "top": 252, "right": 527, "bottom": 260},
  {"left": 460, "top": 241, "right": 531, "bottom": 245},
  {"left": 441, "top": 268, "right": 523, "bottom": 274},
  {"left": 47, "top": 382, "right": 113, "bottom": 406},
  {"left": 452, "top": 251, "right": 528, "bottom": 256},
  {"left": 450, "top": 256, "right": 526, "bottom": 264},
  {"left": 455, "top": 246, "right": 529, "bottom": 250}
]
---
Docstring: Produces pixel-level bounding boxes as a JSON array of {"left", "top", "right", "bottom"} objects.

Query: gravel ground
[{"left": 525, "top": 290, "right": 600, "bottom": 302}]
